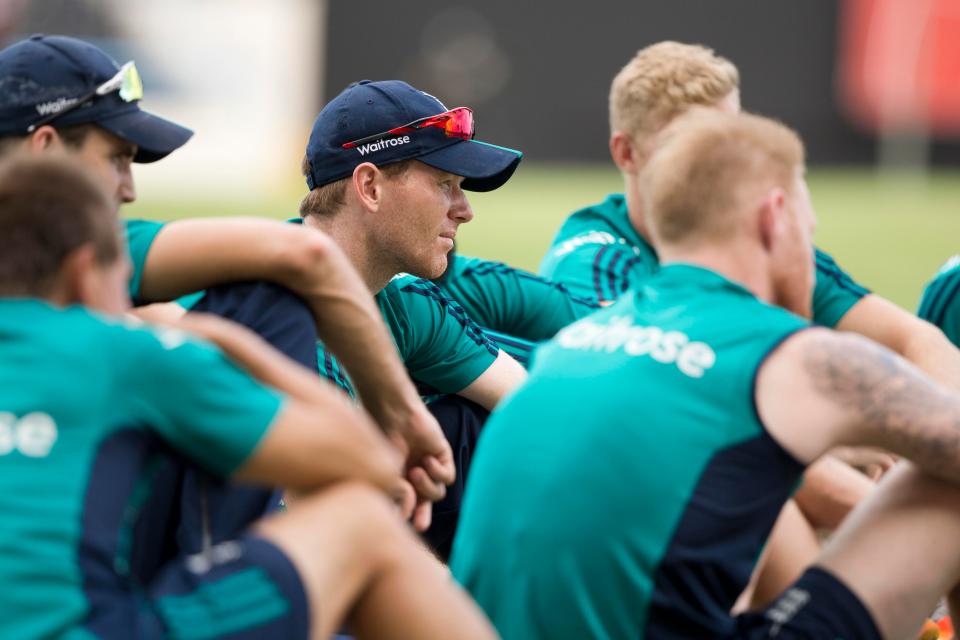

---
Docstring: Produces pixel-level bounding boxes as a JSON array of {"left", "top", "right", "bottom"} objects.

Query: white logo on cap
[
  {"left": 355, "top": 135, "right": 412, "bottom": 156},
  {"left": 35, "top": 97, "right": 79, "bottom": 116}
]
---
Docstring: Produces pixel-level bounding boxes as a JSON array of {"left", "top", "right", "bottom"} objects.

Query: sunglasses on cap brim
[
  {"left": 342, "top": 107, "right": 474, "bottom": 149},
  {"left": 26, "top": 61, "right": 144, "bottom": 133}
]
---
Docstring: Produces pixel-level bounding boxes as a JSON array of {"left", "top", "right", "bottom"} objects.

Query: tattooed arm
[{"left": 757, "top": 328, "right": 960, "bottom": 483}]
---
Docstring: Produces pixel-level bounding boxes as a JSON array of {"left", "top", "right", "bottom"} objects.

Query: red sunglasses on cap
[{"left": 341, "top": 107, "right": 474, "bottom": 149}]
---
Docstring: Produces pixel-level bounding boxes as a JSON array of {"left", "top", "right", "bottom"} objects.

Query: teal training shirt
[
  {"left": 539, "top": 193, "right": 870, "bottom": 326},
  {"left": 438, "top": 255, "right": 600, "bottom": 341},
  {"left": 451, "top": 264, "right": 809, "bottom": 639},
  {"left": 918, "top": 255, "right": 960, "bottom": 346},
  {"left": 124, "top": 218, "right": 165, "bottom": 305},
  {"left": 317, "top": 274, "right": 500, "bottom": 397},
  {"left": 0, "top": 300, "right": 283, "bottom": 639}
]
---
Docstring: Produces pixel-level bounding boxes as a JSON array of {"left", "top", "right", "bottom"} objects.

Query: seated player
[
  {"left": 535, "top": 40, "right": 959, "bottom": 604},
  {"left": 919, "top": 255, "right": 960, "bottom": 346},
  {"left": 178, "top": 79, "right": 531, "bottom": 560},
  {"left": 0, "top": 152, "right": 495, "bottom": 640},
  {"left": 540, "top": 40, "right": 959, "bottom": 395},
  {"left": 452, "top": 108, "right": 960, "bottom": 640}
]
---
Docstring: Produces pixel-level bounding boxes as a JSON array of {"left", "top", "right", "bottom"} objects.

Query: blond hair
[
  {"left": 642, "top": 109, "right": 804, "bottom": 248},
  {"left": 609, "top": 41, "right": 740, "bottom": 142}
]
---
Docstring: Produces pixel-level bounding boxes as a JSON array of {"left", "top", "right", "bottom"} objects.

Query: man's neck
[
  {"left": 302, "top": 214, "right": 395, "bottom": 293},
  {"left": 623, "top": 173, "right": 651, "bottom": 242},
  {"left": 658, "top": 242, "right": 775, "bottom": 304}
]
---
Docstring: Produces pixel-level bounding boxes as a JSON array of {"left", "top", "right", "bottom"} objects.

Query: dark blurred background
[{"left": 325, "top": 0, "right": 960, "bottom": 165}]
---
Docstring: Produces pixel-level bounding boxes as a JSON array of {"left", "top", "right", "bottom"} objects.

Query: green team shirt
[
  {"left": 318, "top": 274, "right": 500, "bottom": 397},
  {"left": 0, "top": 299, "right": 283, "bottom": 639},
  {"left": 438, "top": 255, "right": 600, "bottom": 341},
  {"left": 450, "top": 264, "right": 809, "bottom": 639},
  {"left": 539, "top": 193, "right": 870, "bottom": 327},
  {"left": 918, "top": 255, "right": 960, "bottom": 346}
]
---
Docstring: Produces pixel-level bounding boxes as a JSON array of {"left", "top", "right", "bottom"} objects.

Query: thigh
[
  {"left": 140, "top": 535, "right": 310, "bottom": 640},
  {"left": 732, "top": 566, "right": 882, "bottom": 640}
]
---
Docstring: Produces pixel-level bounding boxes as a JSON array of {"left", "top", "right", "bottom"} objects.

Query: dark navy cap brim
[
  {"left": 96, "top": 108, "right": 194, "bottom": 163},
  {"left": 416, "top": 139, "right": 522, "bottom": 192}
]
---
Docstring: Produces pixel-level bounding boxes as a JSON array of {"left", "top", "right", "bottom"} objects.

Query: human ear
[
  {"left": 57, "top": 244, "right": 98, "bottom": 306},
  {"left": 610, "top": 132, "right": 641, "bottom": 174},
  {"left": 758, "top": 188, "right": 786, "bottom": 253},
  {"left": 27, "top": 126, "right": 62, "bottom": 152},
  {"left": 351, "top": 163, "right": 383, "bottom": 212}
]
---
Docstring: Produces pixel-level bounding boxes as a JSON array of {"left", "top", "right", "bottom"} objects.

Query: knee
[{"left": 296, "top": 482, "right": 411, "bottom": 556}]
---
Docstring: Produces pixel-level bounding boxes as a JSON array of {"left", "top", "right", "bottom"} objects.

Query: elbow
[
  {"left": 900, "top": 317, "right": 952, "bottom": 361},
  {"left": 282, "top": 226, "right": 341, "bottom": 287}
]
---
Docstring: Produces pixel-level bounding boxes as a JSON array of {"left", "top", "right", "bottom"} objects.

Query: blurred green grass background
[{"left": 126, "top": 164, "right": 959, "bottom": 311}]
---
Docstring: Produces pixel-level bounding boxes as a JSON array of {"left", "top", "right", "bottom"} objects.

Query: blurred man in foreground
[{"left": 0, "top": 152, "right": 495, "bottom": 640}]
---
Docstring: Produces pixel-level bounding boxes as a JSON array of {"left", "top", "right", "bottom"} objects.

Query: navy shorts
[
  {"left": 421, "top": 394, "right": 489, "bottom": 561},
  {"left": 731, "top": 566, "right": 881, "bottom": 639},
  {"left": 131, "top": 535, "right": 310, "bottom": 639}
]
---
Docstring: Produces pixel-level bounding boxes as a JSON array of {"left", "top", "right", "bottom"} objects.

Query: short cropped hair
[
  {"left": 610, "top": 42, "right": 740, "bottom": 142},
  {"left": 0, "top": 152, "right": 119, "bottom": 296},
  {"left": 642, "top": 109, "right": 804, "bottom": 248},
  {"left": 299, "top": 156, "right": 413, "bottom": 219},
  {"left": 0, "top": 124, "right": 97, "bottom": 158}
]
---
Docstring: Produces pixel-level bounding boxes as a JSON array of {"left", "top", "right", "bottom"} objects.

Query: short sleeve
[
  {"left": 811, "top": 248, "right": 870, "bottom": 328},
  {"left": 918, "top": 257, "right": 960, "bottom": 347},
  {"left": 119, "top": 324, "right": 284, "bottom": 477},
  {"left": 124, "top": 219, "right": 165, "bottom": 305},
  {"left": 380, "top": 277, "right": 499, "bottom": 393},
  {"left": 439, "top": 255, "right": 599, "bottom": 341}
]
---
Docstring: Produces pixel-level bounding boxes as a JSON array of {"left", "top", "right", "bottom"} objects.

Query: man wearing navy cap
[
  {"left": 0, "top": 34, "right": 190, "bottom": 203},
  {"left": 291, "top": 79, "right": 530, "bottom": 555}
]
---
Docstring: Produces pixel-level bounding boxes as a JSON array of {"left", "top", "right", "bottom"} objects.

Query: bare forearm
[
  {"left": 235, "top": 401, "right": 401, "bottom": 493},
  {"left": 178, "top": 314, "right": 345, "bottom": 406},
  {"left": 457, "top": 351, "right": 527, "bottom": 410},
  {"left": 900, "top": 322, "right": 960, "bottom": 391},
  {"left": 836, "top": 295, "right": 960, "bottom": 391}
]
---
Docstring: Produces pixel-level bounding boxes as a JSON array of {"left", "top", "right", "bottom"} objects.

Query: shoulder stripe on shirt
[
  {"left": 462, "top": 259, "right": 600, "bottom": 309},
  {"left": 619, "top": 257, "right": 642, "bottom": 294},
  {"left": 400, "top": 280, "right": 499, "bottom": 357},
  {"left": 921, "top": 272, "right": 960, "bottom": 328},
  {"left": 814, "top": 253, "right": 870, "bottom": 296},
  {"left": 606, "top": 251, "right": 624, "bottom": 298},
  {"left": 592, "top": 245, "right": 613, "bottom": 301},
  {"left": 483, "top": 330, "right": 534, "bottom": 367}
]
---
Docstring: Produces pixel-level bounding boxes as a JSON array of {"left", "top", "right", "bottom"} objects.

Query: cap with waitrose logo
[
  {"left": 0, "top": 34, "right": 192, "bottom": 163},
  {"left": 305, "top": 79, "right": 522, "bottom": 192}
]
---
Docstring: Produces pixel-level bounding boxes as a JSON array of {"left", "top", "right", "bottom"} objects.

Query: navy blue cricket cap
[
  {"left": 305, "top": 80, "right": 522, "bottom": 192},
  {"left": 0, "top": 34, "right": 193, "bottom": 163}
]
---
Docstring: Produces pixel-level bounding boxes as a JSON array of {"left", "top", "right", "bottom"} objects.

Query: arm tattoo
[{"left": 803, "top": 332, "right": 960, "bottom": 473}]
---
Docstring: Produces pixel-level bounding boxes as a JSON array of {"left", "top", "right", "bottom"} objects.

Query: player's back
[
  {"left": 0, "top": 299, "right": 280, "bottom": 639},
  {"left": 450, "top": 264, "right": 809, "bottom": 639},
  {"left": 0, "top": 300, "right": 151, "bottom": 638}
]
